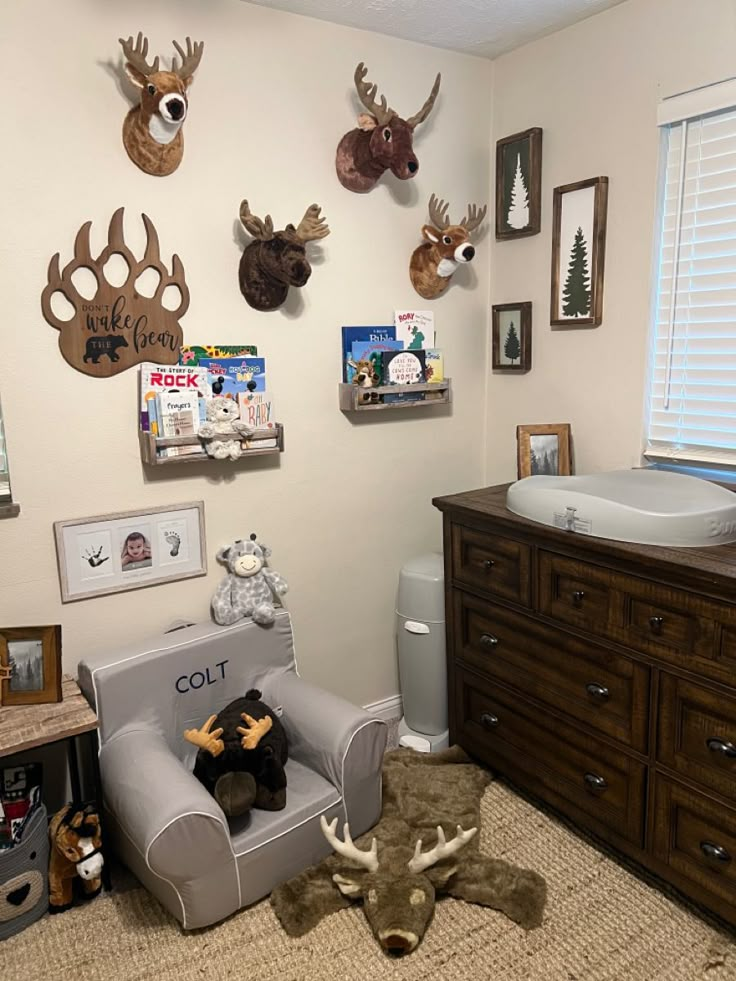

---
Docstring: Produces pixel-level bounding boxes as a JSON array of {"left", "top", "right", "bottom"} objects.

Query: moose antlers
[
  {"left": 240, "top": 201, "right": 329, "bottom": 244},
  {"left": 428, "top": 193, "right": 488, "bottom": 233},
  {"left": 240, "top": 200, "right": 274, "bottom": 241}
]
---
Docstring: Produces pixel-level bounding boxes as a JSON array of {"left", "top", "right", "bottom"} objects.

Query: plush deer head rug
[{"left": 271, "top": 745, "right": 547, "bottom": 956}]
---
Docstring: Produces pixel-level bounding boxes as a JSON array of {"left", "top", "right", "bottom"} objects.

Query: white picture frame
[{"left": 54, "top": 501, "right": 206, "bottom": 602}]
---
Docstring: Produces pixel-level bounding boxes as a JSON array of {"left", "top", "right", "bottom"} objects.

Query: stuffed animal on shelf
[
  {"left": 185, "top": 688, "right": 288, "bottom": 817},
  {"left": 199, "top": 396, "right": 254, "bottom": 460},
  {"left": 48, "top": 803, "right": 104, "bottom": 914},
  {"left": 410, "top": 194, "right": 488, "bottom": 300},
  {"left": 211, "top": 534, "right": 288, "bottom": 626},
  {"left": 349, "top": 358, "right": 382, "bottom": 404}
]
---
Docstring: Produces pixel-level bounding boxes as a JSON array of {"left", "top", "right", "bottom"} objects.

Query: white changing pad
[{"left": 506, "top": 469, "right": 736, "bottom": 547}]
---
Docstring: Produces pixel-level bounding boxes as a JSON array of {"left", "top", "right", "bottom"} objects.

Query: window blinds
[{"left": 645, "top": 84, "right": 736, "bottom": 467}]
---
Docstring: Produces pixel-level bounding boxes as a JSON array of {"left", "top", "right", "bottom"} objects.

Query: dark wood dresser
[{"left": 433, "top": 483, "right": 736, "bottom": 928}]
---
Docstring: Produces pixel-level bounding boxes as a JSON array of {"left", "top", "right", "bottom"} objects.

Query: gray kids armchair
[{"left": 77, "top": 613, "right": 387, "bottom": 929}]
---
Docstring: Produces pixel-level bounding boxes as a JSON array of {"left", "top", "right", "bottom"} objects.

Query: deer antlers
[
  {"left": 406, "top": 72, "right": 442, "bottom": 129},
  {"left": 172, "top": 37, "right": 204, "bottom": 81},
  {"left": 428, "top": 194, "right": 488, "bottom": 233},
  {"left": 354, "top": 63, "right": 395, "bottom": 127},
  {"left": 295, "top": 205, "right": 330, "bottom": 243},
  {"left": 408, "top": 824, "right": 478, "bottom": 874},
  {"left": 320, "top": 816, "right": 380, "bottom": 872},
  {"left": 119, "top": 32, "right": 160, "bottom": 77}
]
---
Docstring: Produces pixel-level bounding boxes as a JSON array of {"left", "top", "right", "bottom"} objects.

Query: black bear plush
[{"left": 184, "top": 689, "right": 288, "bottom": 818}]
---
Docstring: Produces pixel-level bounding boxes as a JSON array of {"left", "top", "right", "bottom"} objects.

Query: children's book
[
  {"left": 394, "top": 310, "right": 435, "bottom": 350},
  {"left": 424, "top": 349, "right": 444, "bottom": 383},
  {"left": 179, "top": 344, "right": 258, "bottom": 365},
  {"left": 348, "top": 339, "right": 404, "bottom": 384},
  {"left": 197, "top": 357, "right": 266, "bottom": 396},
  {"left": 140, "top": 363, "right": 208, "bottom": 432},
  {"left": 341, "top": 326, "right": 396, "bottom": 382},
  {"left": 381, "top": 349, "right": 427, "bottom": 385},
  {"left": 238, "top": 391, "right": 277, "bottom": 433}
]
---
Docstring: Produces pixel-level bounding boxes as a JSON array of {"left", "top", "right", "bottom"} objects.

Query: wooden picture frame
[
  {"left": 516, "top": 423, "right": 572, "bottom": 479},
  {"left": 54, "top": 501, "right": 206, "bottom": 602},
  {"left": 0, "top": 625, "right": 62, "bottom": 706},
  {"left": 495, "top": 127, "right": 542, "bottom": 240},
  {"left": 492, "top": 302, "right": 532, "bottom": 372},
  {"left": 550, "top": 176, "right": 608, "bottom": 327}
]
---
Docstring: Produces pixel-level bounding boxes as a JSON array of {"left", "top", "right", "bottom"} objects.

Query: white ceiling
[{"left": 242, "top": 0, "right": 627, "bottom": 59}]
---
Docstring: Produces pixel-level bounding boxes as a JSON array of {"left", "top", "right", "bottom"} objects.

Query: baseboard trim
[{"left": 363, "top": 694, "right": 402, "bottom": 722}]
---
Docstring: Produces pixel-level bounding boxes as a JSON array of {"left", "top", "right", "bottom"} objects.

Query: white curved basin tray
[{"left": 506, "top": 469, "right": 736, "bottom": 547}]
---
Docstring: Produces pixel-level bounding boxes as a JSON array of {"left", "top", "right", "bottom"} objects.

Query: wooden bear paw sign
[
  {"left": 41, "top": 208, "right": 189, "bottom": 377},
  {"left": 409, "top": 194, "right": 487, "bottom": 300},
  {"left": 336, "top": 62, "right": 441, "bottom": 193},
  {"left": 119, "top": 32, "right": 204, "bottom": 177},
  {"left": 238, "top": 200, "right": 330, "bottom": 311}
]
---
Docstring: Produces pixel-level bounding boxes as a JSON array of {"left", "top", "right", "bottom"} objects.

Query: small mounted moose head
[
  {"left": 409, "top": 194, "right": 488, "bottom": 300},
  {"left": 336, "top": 63, "right": 441, "bottom": 193},
  {"left": 119, "top": 32, "right": 204, "bottom": 177},
  {"left": 238, "top": 201, "right": 330, "bottom": 312}
]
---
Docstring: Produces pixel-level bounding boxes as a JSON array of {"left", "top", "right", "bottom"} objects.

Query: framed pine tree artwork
[
  {"left": 492, "top": 302, "right": 532, "bottom": 372},
  {"left": 495, "top": 128, "right": 542, "bottom": 240},
  {"left": 550, "top": 176, "right": 609, "bottom": 327}
]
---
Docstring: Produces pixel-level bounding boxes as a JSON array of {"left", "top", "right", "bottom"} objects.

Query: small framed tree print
[
  {"left": 516, "top": 423, "right": 572, "bottom": 479},
  {"left": 550, "top": 176, "right": 609, "bottom": 327},
  {"left": 492, "top": 302, "right": 532, "bottom": 372},
  {"left": 495, "top": 128, "right": 542, "bottom": 240}
]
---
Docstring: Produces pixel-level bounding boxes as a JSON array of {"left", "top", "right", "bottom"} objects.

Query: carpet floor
[{"left": 2, "top": 778, "right": 735, "bottom": 981}]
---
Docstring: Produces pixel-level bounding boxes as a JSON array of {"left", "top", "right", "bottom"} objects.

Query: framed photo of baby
[{"left": 53, "top": 502, "right": 206, "bottom": 602}]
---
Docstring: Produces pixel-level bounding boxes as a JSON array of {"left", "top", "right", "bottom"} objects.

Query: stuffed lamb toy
[
  {"left": 212, "top": 535, "right": 288, "bottom": 626},
  {"left": 199, "top": 397, "right": 254, "bottom": 460}
]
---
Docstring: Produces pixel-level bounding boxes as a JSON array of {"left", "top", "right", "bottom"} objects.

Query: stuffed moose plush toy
[
  {"left": 184, "top": 688, "right": 288, "bottom": 817},
  {"left": 211, "top": 534, "right": 288, "bottom": 626}
]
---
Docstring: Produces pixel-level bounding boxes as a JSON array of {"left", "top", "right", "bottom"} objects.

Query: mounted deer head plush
[
  {"left": 336, "top": 63, "right": 441, "bottom": 193},
  {"left": 119, "top": 32, "right": 204, "bottom": 176},
  {"left": 410, "top": 194, "right": 488, "bottom": 300},
  {"left": 238, "top": 201, "right": 330, "bottom": 311}
]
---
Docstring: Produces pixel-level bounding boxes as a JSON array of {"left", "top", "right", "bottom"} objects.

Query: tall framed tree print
[
  {"left": 550, "top": 176, "right": 609, "bottom": 327},
  {"left": 495, "top": 128, "right": 542, "bottom": 240}
]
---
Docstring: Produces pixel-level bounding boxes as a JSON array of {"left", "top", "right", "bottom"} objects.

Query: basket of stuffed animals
[{"left": 0, "top": 803, "right": 48, "bottom": 940}]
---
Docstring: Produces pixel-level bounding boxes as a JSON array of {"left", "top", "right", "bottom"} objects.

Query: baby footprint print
[{"left": 165, "top": 532, "right": 181, "bottom": 557}]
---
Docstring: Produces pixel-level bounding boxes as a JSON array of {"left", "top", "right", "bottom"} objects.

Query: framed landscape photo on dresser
[
  {"left": 492, "top": 302, "right": 532, "bottom": 372},
  {"left": 495, "top": 127, "right": 542, "bottom": 240},
  {"left": 550, "top": 176, "right": 608, "bottom": 327},
  {"left": 516, "top": 423, "right": 572, "bottom": 479},
  {"left": 0, "top": 624, "right": 62, "bottom": 706}
]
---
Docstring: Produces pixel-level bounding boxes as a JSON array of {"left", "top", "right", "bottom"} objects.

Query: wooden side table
[{"left": 0, "top": 673, "right": 110, "bottom": 888}]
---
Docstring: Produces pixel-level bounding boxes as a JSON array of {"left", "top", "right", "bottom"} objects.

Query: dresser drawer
[
  {"left": 652, "top": 775, "right": 736, "bottom": 913},
  {"left": 451, "top": 524, "right": 531, "bottom": 607},
  {"left": 658, "top": 674, "right": 736, "bottom": 802},
  {"left": 455, "top": 667, "right": 646, "bottom": 846},
  {"left": 538, "top": 551, "right": 616, "bottom": 634},
  {"left": 453, "top": 591, "right": 650, "bottom": 751}
]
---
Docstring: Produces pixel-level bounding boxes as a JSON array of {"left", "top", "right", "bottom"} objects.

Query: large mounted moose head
[
  {"left": 336, "top": 63, "right": 441, "bottom": 193},
  {"left": 119, "top": 32, "right": 204, "bottom": 177},
  {"left": 238, "top": 201, "right": 330, "bottom": 312},
  {"left": 410, "top": 194, "right": 488, "bottom": 300},
  {"left": 271, "top": 746, "right": 546, "bottom": 956}
]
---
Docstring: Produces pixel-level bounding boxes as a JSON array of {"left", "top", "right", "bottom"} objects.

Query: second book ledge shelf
[
  {"left": 139, "top": 425, "right": 284, "bottom": 466},
  {"left": 339, "top": 379, "right": 452, "bottom": 412}
]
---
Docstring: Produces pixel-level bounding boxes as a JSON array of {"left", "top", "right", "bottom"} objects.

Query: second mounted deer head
[
  {"left": 336, "top": 63, "right": 441, "bottom": 193},
  {"left": 119, "top": 32, "right": 204, "bottom": 177},
  {"left": 409, "top": 194, "right": 488, "bottom": 300},
  {"left": 238, "top": 201, "right": 330, "bottom": 311}
]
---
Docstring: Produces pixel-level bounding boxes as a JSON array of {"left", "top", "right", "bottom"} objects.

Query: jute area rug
[{"left": 2, "top": 779, "right": 735, "bottom": 981}]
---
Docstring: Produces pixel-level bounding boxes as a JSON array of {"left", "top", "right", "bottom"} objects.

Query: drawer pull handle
[
  {"left": 706, "top": 738, "right": 736, "bottom": 759},
  {"left": 586, "top": 683, "right": 610, "bottom": 702},
  {"left": 480, "top": 633, "right": 499, "bottom": 648},
  {"left": 480, "top": 712, "right": 499, "bottom": 730},
  {"left": 483, "top": 559, "right": 495, "bottom": 571},
  {"left": 700, "top": 841, "right": 731, "bottom": 864},
  {"left": 572, "top": 590, "right": 586, "bottom": 608},
  {"left": 583, "top": 772, "right": 608, "bottom": 793},
  {"left": 649, "top": 615, "right": 665, "bottom": 635}
]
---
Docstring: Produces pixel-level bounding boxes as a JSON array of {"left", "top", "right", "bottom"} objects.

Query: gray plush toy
[{"left": 212, "top": 534, "right": 288, "bottom": 626}]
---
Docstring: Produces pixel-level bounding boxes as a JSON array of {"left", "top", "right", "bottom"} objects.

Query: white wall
[
  {"left": 0, "top": 0, "right": 492, "bottom": 707},
  {"left": 487, "top": 0, "right": 736, "bottom": 482}
]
